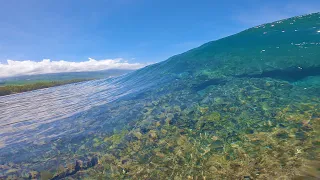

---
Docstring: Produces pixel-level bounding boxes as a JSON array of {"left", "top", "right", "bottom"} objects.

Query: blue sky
[{"left": 0, "top": 0, "right": 319, "bottom": 68}]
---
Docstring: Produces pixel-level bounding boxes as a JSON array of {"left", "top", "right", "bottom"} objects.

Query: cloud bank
[{"left": 0, "top": 58, "right": 147, "bottom": 78}]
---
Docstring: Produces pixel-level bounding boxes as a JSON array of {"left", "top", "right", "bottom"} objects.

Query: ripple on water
[{"left": 0, "top": 71, "right": 166, "bottom": 149}]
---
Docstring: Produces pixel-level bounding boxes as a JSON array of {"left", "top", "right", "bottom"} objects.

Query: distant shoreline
[{"left": 0, "top": 79, "right": 92, "bottom": 96}]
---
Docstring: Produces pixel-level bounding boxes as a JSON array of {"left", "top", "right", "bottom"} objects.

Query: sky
[{"left": 0, "top": 0, "right": 319, "bottom": 77}]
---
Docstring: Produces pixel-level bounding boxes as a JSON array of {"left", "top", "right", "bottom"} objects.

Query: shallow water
[
  {"left": 0, "top": 77, "right": 133, "bottom": 147},
  {"left": 1, "top": 13, "right": 320, "bottom": 179}
]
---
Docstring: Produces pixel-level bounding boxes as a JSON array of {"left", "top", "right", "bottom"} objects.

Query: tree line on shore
[{"left": 0, "top": 79, "right": 90, "bottom": 96}]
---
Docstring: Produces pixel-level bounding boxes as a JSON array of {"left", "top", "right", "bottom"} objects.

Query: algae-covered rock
[
  {"left": 198, "top": 106, "right": 209, "bottom": 115},
  {"left": 40, "top": 171, "right": 54, "bottom": 180},
  {"left": 148, "top": 130, "right": 157, "bottom": 139},
  {"left": 133, "top": 131, "right": 143, "bottom": 140},
  {"left": 207, "top": 112, "right": 221, "bottom": 122}
]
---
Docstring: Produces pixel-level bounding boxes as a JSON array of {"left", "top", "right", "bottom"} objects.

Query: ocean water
[{"left": 0, "top": 13, "right": 320, "bottom": 179}]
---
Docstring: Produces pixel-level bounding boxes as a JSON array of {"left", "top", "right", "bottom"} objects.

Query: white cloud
[{"left": 0, "top": 58, "right": 147, "bottom": 78}]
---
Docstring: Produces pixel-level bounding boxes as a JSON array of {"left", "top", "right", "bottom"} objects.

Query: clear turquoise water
[{"left": 0, "top": 13, "right": 320, "bottom": 179}]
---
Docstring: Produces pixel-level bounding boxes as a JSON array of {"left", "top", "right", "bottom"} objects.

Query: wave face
[
  {"left": 0, "top": 63, "right": 172, "bottom": 145},
  {"left": 1, "top": 13, "right": 320, "bottom": 179}
]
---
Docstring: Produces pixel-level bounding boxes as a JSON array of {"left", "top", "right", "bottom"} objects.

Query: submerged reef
[
  {"left": 1, "top": 13, "right": 320, "bottom": 179},
  {"left": 3, "top": 78, "right": 315, "bottom": 179},
  {"left": 66, "top": 78, "right": 319, "bottom": 180}
]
